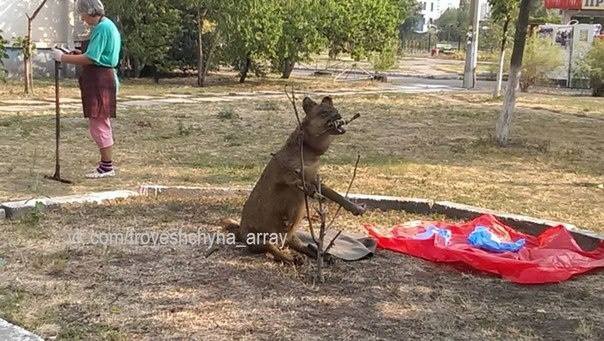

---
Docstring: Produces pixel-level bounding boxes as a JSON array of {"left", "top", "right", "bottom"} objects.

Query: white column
[{"left": 463, "top": 0, "right": 481, "bottom": 89}]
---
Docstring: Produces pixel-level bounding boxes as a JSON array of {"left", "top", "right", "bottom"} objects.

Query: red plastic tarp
[{"left": 365, "top": 215, "right": 604, "bottom": 284}]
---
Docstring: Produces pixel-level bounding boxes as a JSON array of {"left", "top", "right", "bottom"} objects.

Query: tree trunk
[
  {"left": 23, "top": 50, "right": 30, "bottom": 94},
  {"left": 494, "top": 16, "right": 510, "bottom": 98},
  {"left": 202, "top": 31, "right": 219, "bottom": 84},
  {"left": 23, "top": 0, "right": 49, "bottom": 94},
  {"left": 134, "top": 61, "right": 142, "bottom": 78},
  {"left": 24, "top": 20, "right": 32, "bottom": 94},
  {"left": 197, "top": 22, "right": 204, "bottom": 86},
  {"left": 196, "top": 8, "right": 208, "bottom": 87},
  {"left": 494, "top": 50, "right": 506, "bottom": 97},
  {"left": 239, "top": 56, "right": 251, "bottom": 83},
  {"left": 496, "top": 0, "right": 533, "bottom": 146},
  {"left": 281, "top": 59, "right": 295, "bottom": 79}
]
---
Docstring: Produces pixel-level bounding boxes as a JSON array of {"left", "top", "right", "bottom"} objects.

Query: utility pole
[{"left": 463, "top": 0, "right": 481, "bottom": 89}]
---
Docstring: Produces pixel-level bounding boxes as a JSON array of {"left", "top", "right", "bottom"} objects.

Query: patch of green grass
[
  {"left": 255, "top": 101, "right": 280, "bottom": 111},
  {"left": 32, "top": 249, "right": 71, "bottom": 276},
  {"left": 177, "top": 120, "right": 191, "bottom": 137},
  {"left": 57, "top": 324, "right": 126, "bottom": 341},
  {"left": 16, "top": 203, "right": 48, "bottom": 239},
  {"left": 0, "top": 115, "right": 22, "bottom": 127},
  {"left": 38, "top": 303, "right": 127, "bottom": 341},
  {"left": 216, "top": 107, "right": 239, "bottom": 120},
  {"left": 0, "top": 287, "right": 27, "bottom": 323},
  {"left": 224, "top": 132, "right": 242, "bottom": 147}
]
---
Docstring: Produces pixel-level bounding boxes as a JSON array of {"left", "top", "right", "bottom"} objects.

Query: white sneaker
[{"left": 85, "top": 169, "right": 116, "bottom": 179}]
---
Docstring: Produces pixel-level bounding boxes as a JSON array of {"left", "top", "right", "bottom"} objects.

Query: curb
[
  {"left": 0, "top": 319, "right": 43, "bottom": 341},
  {"left": 138, "top": 185, "right": 603, "bottom": 250},
  {"left": 0, "top": 190, "right": 140, "bottom": 219}
]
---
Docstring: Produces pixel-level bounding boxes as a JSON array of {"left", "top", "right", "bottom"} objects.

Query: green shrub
[
  {"left": 582, "top": 39, "right": 604, "bottom": 96},
  {"left": 371, "top": 39, "right": 398, "bottom": 72},
  {"left": 519, "top": 35, "right": 563, "bottom": 92}
]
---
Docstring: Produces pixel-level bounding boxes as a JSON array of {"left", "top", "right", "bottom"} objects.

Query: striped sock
[{"left": 97, "top": 160, "right": 113, "bottom": 174}]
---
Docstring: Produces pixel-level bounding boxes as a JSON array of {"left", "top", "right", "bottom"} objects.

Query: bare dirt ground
[{"left": 0, "top": 194, "right": 602, "bottom": 340}]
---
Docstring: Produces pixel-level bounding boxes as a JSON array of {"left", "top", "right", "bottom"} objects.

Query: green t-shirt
[{"left": 85, "top": 17, "right": 121, "bottom": 88}]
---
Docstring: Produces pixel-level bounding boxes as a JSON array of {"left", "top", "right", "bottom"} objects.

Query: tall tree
[
  {"left": 176, "top": 0, "right": 222, "bottom": 86},
  {"left": 103, "top": 0, "right": 180, "bottom": 77},
  {"left": 488, "top": 0, "right": 518, "bottom": 98},
  {"left": 496, "top": 0, "right": 533, "bottom": 146},
  {"left": 220, "top": 0, "right": 283, "bottom": 83},
  {"left": 272, "top": 0, "right": 326, "bottom": 79},
  {"left": 435, "top": 2, "right": 470, "bottom": 50},
  {"left": 435, "top": 7, "right": 465, "bottom": 45},
  {"left": 322, "top": 0, "right": 412, "bottom": 61}
]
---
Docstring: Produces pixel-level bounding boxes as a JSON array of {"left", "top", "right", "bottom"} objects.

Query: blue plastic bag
[{"left": 468, "top": 226, "right": 525, "bottom": 253}]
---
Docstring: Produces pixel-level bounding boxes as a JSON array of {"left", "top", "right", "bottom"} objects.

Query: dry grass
[
  {"left": 1, "top": 85, "right": 602, "bottom": 231},
  {"left": 0, "top": 195, "right": 602, "bottom": 340},
  {"left": 0, "top": 71, "right": 378, "bottom": 102}
]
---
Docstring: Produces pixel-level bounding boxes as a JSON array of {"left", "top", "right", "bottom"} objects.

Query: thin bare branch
[
  {"left": 324, "top": 230, "right": 342, "bottom": 254},
  {"left": 30, "top": 0, "right": 49, "bottom": 21},
  {"left": 285, "top": 86, "right": 317, "bottom": 244},
  {"left": 326, "top": 152, "right": 361, "bottom": 230},
  {"left": 284, "top": 86, "right": 302, "bottom": 127}
]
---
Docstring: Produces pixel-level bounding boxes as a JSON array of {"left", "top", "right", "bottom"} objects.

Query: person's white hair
[{"left": 76, "top": 0, "right": 105, "bottom": 16}]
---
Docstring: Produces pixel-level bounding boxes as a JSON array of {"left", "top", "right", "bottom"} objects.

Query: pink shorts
[{"left": 88, "top": 117, "right": 114, "bottom": 149}]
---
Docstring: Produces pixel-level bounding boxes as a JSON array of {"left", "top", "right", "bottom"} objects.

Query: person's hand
[{"left": 51, "top": 48, "right": 64, "bottom": 62}]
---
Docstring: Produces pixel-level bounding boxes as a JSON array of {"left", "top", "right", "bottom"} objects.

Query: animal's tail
[{"left": 220, "top": 218, "right": 242, "bottom": 241}]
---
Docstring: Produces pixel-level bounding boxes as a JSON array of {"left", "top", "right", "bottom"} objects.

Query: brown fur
[{"left": 222, "top": 96, "right": 359, "bottom": 264}]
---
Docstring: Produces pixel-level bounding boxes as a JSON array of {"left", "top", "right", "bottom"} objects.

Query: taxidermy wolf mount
[{"left": 223, "top": 96, "right": 365, "bottom": 264}]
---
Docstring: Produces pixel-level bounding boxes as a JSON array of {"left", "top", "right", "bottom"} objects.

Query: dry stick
[
  {"left": 324, "top": 231, "right": 342, "bottom": 254},
  {"left": 284, "top": 86, "right": 317, "bottom": 245},
  {"left": 204, "top": 244, "right": 220, "bottom": 258},
  {"left": 316, "top": 178, "right": 326, "bottom": 282},
  {"left": 326, "top": 153, "right": 361, "bottom": 230},
  {"left": 322, "top": 153, "right": 361, "bottom": 255}
]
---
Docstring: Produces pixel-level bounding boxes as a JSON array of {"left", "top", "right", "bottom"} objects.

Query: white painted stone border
[
  {"left": 0, "top": 190, "right": 140, "bottom": 219},
  {"left": 0, "top": 319, "right": 43, "bottom": 341}
]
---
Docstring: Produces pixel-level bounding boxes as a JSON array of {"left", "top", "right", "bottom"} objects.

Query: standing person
[{"left": 52, "top": 0, "right": 121, "bottom": 179}]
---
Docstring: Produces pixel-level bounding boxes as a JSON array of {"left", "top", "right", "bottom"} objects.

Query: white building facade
[
  {"left": 0, "top": 0, "right": 85, "bottom": 78},
  {"left": 417, "top": 0, "right": 460, "bottom": 32},
  {"left": 416, "top": 0, "right": 493, "bottom": 32}
]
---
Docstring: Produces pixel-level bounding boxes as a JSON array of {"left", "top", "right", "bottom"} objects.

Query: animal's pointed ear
[
  {"left": 302, "top": 97, "right": 317, "bottom": 115},
  {"left": 321, "top": 96, "right": 333, "bottom": 106}
]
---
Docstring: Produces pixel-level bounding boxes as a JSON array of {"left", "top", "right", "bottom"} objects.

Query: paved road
[
  {"left": 390, "top": 75, "right": 497, "bottom": 91},
  {"left": 291, "top": 68, "right": 498, "bottom": 92}
]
